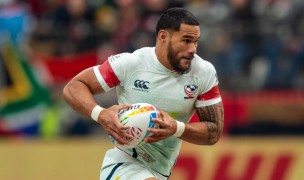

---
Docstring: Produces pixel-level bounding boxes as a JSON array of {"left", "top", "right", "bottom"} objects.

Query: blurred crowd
[
  {"left": 1, "top": 0, "right": 304, "bottom": 91},
  {"left": 1, "top": 0, "right": 304, "bottom": 136}
]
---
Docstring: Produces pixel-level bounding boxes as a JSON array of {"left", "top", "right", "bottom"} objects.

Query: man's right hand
[{"left": 97, "top": 104, "right": 133, "bottom": 145}]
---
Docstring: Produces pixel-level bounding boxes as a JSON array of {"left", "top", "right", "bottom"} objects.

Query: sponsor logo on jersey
[
  {"left": 132, "top": 80, "right": 150, "bottom": 92},
  {"left": 109, "top": 53, "right": 127, "bottom": 62},
  {"left": 184, "top": 84, "right": 198, "bottom": 99}
]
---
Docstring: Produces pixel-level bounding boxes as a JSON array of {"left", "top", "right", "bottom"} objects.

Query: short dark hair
[{"left": 156, "top": 7, "right": 199, "bottom": 34}]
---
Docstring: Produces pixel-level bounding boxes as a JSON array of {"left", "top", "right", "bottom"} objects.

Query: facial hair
[{"left": 167, "top": 40, "right": 191, "bottom": 75}]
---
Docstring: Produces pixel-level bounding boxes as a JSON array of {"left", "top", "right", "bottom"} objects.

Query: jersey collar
[{"left": 151, "top": 47, "right": 181, "bottom": 76}]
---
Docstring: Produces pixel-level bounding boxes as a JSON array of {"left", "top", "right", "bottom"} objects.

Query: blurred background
[{"left": 0, "top": 0, "right": 304, "bottom": 179}]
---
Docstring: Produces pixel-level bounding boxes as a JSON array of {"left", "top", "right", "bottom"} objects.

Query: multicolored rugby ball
[{"left": 110, "top": 103, "right": 160, "bottom": 149}]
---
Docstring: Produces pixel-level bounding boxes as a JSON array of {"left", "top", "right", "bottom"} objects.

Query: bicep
[{"left": 72, "top": 67, "right": 105, "bottom": 94}]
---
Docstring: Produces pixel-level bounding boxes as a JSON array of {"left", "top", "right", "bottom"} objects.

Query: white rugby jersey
[{"left": 94, "top": 47, "right": 221, "bottom": 176}]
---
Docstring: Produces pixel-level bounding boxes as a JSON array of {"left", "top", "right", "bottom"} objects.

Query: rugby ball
[{"left": 110, "top": 103, "right": 160, "bottom": 149}]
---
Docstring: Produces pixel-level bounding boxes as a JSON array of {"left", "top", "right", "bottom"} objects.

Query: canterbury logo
[{"left": 134, "top": 80, "right": 150, "bottom": 89}]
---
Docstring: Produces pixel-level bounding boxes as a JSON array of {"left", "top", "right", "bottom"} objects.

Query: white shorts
[{"left": 100, "top": 148, "right": 168, "bottom": 180}]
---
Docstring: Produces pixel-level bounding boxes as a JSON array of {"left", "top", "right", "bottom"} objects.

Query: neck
[{"left": 155, "top": 44, "right": 172, "bottom": 71}]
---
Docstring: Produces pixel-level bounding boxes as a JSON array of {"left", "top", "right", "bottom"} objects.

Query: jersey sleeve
[
  {"left": 195, "top": 62, "right": 222, "bottom": 107},
  {"left": 93, "top": 60, "right": 120, "bottom": 92},
  {"left": 93, "top": 53, "right": 133, "bottom": 92}
]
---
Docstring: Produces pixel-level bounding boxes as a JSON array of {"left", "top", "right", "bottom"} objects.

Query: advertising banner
[{"left": 0, "top": 137, "right": 303, "bottom": 180}]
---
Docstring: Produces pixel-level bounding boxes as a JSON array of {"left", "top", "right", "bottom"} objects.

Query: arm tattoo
[{"left": 196, "top": 102, "right": 224, "bottom": 144}]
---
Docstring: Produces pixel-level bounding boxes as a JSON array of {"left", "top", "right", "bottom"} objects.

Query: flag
[{"left": 0, "top": 42, "right": 51, "bottom": 136}]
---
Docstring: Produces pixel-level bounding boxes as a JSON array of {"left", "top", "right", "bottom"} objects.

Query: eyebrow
[{"left": 183, "top": 35, "right": 201, "bottom": 40}]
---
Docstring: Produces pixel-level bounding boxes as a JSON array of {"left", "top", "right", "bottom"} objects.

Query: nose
[{"left": 188, "top": 43, "right": 197, "bottom": 54}]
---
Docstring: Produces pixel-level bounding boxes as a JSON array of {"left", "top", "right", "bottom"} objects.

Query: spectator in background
[
  {"left": 111, "top": 0, "right": 141, "bottom": 52},
  {"left": 125, "top": 0, "right": 169, "bottom": 51},
  {"left": 29, "top": 0, "right": 100, "bottom": 55},
  {"left": 253, "top": 0, "right": 304, "bottom": 89},
  {"left": 223, "top": 0, "right": 261, "bottom": 90},
  {"left": 285, "top": 3, "right": 304, "bottom": 89},
  {"left": 0, "top": 0, "right": 33, "bottom": 47},
  {"left": 111, "top": 0, "right": 184, "bottom": 52},
  {"left": 94, "top": 4, "right": 119, "bottom": 59},
  {"left": 22, "top": 0, "right": 45, "bottom": 18}
]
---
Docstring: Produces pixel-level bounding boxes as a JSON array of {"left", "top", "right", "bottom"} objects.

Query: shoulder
[
  {"left": 108, "top": 47, "right": 154, "bottom": 66},
  {"left": 190, "top": 55, "right": 219, "bottom": 94},
  {"left": 190, "top": 54, "right": 216, "bottom": 75},
  {"left": 107, "top": 47, "right": 155, "bottom": 78}
]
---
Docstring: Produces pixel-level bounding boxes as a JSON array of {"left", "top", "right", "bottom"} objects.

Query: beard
[{"left": 167, "top": 41, "right": 192, "bottom": 75}]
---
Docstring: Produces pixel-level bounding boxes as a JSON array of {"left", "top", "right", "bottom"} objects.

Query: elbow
[
  {"left": 207, "top": 128, "right": 223, "bottom": 145},
  {"left": 62, "top": 83, "right": 71, "bottom": 103},
  {"left": 207, "top": 134, "right": 220, "bottom": 145}
]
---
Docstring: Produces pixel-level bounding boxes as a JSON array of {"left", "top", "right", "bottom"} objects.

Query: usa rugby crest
[{"left": 184, "top": 84, "right": 198, "bottom": 99}]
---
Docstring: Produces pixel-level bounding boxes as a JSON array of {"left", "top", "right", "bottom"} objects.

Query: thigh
[{"left": 100, "top": 162, "right": 164, "bottom": 180}]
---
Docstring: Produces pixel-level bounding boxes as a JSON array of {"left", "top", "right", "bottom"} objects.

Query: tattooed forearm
[{"left": 196, "top": 102, "right": 224, "bottom": 145}]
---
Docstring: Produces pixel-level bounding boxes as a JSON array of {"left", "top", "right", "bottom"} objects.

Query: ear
[{"left": 157, "top": 30, "right": 168, "bottom": 43}]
